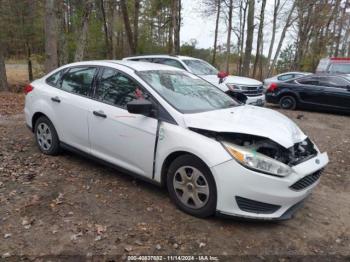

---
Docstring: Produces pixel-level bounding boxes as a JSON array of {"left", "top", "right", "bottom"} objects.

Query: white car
[
  {"left": 123, "top": 55, "right": 265, "bottom": 106},
  {"left": 24, "top": 61, "right": 328, "bottom": 220},
  {"left": 263, "top": 72, "right": 311, "bottom": 89}
]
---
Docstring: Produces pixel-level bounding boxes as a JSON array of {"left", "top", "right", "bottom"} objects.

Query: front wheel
[
  {"left": 279, "top": 95, "right": 297, "bottom": 110},
  {"left": 166, "top": 155, "right": 217, "bottom": 218}
]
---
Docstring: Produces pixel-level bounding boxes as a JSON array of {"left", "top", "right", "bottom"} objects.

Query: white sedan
[{"left": 24, "top": 61, "right": 328, "bottom": 220}]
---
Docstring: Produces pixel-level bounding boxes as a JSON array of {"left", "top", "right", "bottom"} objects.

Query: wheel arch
[
  {"left": 277, "top": 90, "right": 300, "bottom": 102},
  {"left": 160, "top": 151, "right": 213, "bottom": 187},
  {"left": 32, "top": 112, "right": 49, "bottom": 132}
]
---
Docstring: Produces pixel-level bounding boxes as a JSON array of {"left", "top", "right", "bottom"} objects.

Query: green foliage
[{"left": 276, "top": 44, "right": 296, "bottom": 73}]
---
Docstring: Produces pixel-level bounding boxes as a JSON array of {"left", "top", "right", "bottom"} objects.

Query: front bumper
[
  {"left": 211, "top": 152, "right": 329, "bottom": 220},
  {"left": 245, "top": 94, "right": 265, "bottom": 106}
]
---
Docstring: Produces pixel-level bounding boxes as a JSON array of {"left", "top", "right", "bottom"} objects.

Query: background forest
[{"left": 0, "top": 0, "right": 349, "bottom": 92}]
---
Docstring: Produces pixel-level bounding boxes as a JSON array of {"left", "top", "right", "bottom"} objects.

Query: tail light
[
  {"left": 24, "top": 84, "right": 34, "bottom": 95},
  {"left": 267, "top": 83, "right": 278, "bottom": 92}
]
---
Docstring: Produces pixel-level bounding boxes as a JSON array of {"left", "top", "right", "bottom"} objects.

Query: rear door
[
  {"left": 296, "top": 76, "right": 325, "bottom": 105},
  {"left": 88, "top": 67, "right": 158, "bottom": 178},
  {"left": 51, "top": 66, "right": 97, "bottom": 153}
]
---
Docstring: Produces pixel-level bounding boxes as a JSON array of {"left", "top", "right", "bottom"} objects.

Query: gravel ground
[{"left": 0, "top": 93, "right": 349, "bottom": 260}]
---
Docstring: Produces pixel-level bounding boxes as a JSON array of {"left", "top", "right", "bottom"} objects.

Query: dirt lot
[{"left": 0, "top": 92, "right": 349, "bottom": 260}]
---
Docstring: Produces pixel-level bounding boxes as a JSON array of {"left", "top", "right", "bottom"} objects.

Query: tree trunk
[
  {"left": 0, "top": 46, "right": 8, "bottom": 92},
  {"left": 100, "top": 0, "right": 112, "bottom": 59},
  {"left": 212, "top": 0, "right": 221, "bottom": 66},
  {"left": 133, "top": 0, "right": 140, "bottom": 53},
  {"left": 252, "top": 0, "right": 266, "bottom": 78},
  {"left": 242, "top": 0, "right": 255, "bottom": 76},
  {"left": 169, "top": 1, "right": 178, "bottom": 54},
  {"left": 238, "top": 0, "right": 248, "bottom": 75},
  {"left": 74, "top": 0, "right": 93, "bottom": 61},
  {"left": 268, "top": 2, "right": 297, "bottom": 76},
  {"left": 334, "top": 0, "right": 348, "bottom": 57},
  {"left": 225, "top": 0, "right": 233, "bottom": 73},
  {"left": 174, "top": 0, "right": 181, "bottom": 55},
  {"left": 120, "top": 0, "right": 135, "bottom": 54},
  {"left": 266, "top": 0, "right": 280, "bottom": 70},
  {"left": 44, "top": 0, "right": 58, "bottom": 73}
]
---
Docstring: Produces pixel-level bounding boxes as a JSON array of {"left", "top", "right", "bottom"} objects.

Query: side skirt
[{"left": 60, "top": 142, "right": 162, "bottom": 187}]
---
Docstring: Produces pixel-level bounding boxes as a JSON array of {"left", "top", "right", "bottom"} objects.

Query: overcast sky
[{"left": 180, "top": 0, "right": 293, "bottom": 55}]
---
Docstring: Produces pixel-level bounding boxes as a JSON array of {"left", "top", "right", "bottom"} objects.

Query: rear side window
[
  {"left": 96, "top": 68, "right": 148, "bottom": 108},
  {"left": 277, "top": 74, "right": 294, "bottom": 81},
  {"left": 46, "top": 70, "right": 63, "bottom": 87},
  {"left": 297, "top": 77, "right": 319, "bottom": 85},
  {"left": 60, "top": 67, "right": 96, "bottom": 96}
]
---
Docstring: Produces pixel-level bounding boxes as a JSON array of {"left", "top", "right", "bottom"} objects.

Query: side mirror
[{"left": 127, "top": 99, "right": 154, "bottom": 116}]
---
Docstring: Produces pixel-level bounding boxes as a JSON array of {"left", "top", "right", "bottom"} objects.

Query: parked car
[
  {"left": 263, "top": 72, "right": 311, "bottom": 89},
  {"left": 316, "top": 57, "right": 350, "bottom": 74},
  {"left": 123, "top": 55, "right": 265, "bottom": 106},
  {"left": 24, "top": 61, "right": 328, "bottom": 220},
  {"left": 265, "top": 74, "right": 350, "bottom": 112}
]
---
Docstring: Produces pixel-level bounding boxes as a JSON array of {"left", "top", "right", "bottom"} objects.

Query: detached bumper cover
[{"left": 211, "top": 152, "right": 329, "bottom": 220}]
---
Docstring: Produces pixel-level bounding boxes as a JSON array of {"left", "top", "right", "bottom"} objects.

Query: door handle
[
  {"left": 93, "top": 110, "right": 107, "bottom": 118},
  {"left": 51, "top": 96, "right": 61, "bottom": 103}
]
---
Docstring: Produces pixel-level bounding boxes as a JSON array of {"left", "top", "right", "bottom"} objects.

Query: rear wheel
[
  {"left": 34, "top": 116, "right": 60, "bottom": 155},
  {"left": 279, "top": 95, "right": 297, "bottom": 110},
  {"left": 166, "top": 155, "right": 217, "bottom": 218}
]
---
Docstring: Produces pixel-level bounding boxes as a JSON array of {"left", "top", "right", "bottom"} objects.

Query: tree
[
  {"left": 174, "top": 0, "right": 181, "bottom": 55},
  {"left": 0, "top": 45, "right": 8, "bottom": 91},
  {"left": 252, "top": 0, "right": 267, "bottom": 78},
  {"left": 242, "top": 0, "right": 255, "bottom": 76},
  {"left": 44, "top": 0, "right": 58, "bottom": 73},
  {"left": 266, "top": 0, "right": 280, "bottom": 69},
  {"left": 268, "top": 1, "right": 297, "bottom": 76},
  {"left": 225, "top": 0, "right": 233, "bottom": 72},
  {"left": 74, "top": 0, "right": 93, "bottom": 61},
  {"left": 212, "top": 0, "right": 221, "bottom": 65},
  {"left": 120, "top": 0, "right": 136, "bottom": 54}
]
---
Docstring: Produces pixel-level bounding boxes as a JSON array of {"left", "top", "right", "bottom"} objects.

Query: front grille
[
  {"left": 236, "top": 196, "right": 281, "bottom": 214},
  {"left": 239, "top": 85, "right": 264, "bottom": 96},
  {"left": 290, "top": 169, "right": 323, "bottom": 191}
]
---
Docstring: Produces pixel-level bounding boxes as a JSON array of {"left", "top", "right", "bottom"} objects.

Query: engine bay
[{"left": 189, "top": 128, "right": 318, "bottom": 166}]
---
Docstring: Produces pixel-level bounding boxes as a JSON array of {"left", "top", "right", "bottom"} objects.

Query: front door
[{"left": 88, "top": 67, "right": 158, "bottom": 178}]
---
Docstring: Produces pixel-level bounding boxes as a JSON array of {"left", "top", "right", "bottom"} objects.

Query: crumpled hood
[
  {"left": 183, "top": 105, "right": 306, "bottom": 148},
  {"left": 201, "top": 75, "right": 262, "bottom": 86}
]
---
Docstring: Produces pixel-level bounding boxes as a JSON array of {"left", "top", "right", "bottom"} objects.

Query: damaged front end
[{"left": 190, "top": 128, "right": 318, "bottom": 176}]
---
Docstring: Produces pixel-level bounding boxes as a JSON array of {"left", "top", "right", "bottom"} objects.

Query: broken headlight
[{"left": 222, "top": 142, "right": 293, "bottom": 177}]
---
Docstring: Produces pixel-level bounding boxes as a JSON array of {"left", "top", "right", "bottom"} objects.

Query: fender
[{"left": 154, "top": 122, "right": 232, "bottom": 183}]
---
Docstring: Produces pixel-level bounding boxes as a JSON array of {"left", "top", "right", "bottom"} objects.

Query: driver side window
[{"left": 96, "top": 68, "right": 148, "bottom": 108}]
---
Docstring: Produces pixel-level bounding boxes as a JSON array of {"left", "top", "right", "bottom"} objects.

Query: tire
[
  {"left": 34, "top": 116, "right": 60, "bottom": 155},
  {"left": 279, "top": 95, "right": 297, "bottom": 110},
  {"left": 166, "top": 155, "right": 217, "bottom": 218}
]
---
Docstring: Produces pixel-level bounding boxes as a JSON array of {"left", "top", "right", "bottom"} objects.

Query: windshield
[
  {"left": 182, "top": 59, "right": 219, "bottom": 75},
  {"left": 329, "top": 63, "right": 350, "bottom": 74},
  {"left": 137, "top": 70, "right": 239, "bottom": 113}
]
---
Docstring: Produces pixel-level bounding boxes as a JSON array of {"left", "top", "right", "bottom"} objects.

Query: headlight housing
[
  {"left": 222, "top": 142, "right": 293, "bottom": 177},
  {"left": 226, "top": 83, "right": 241, "bottom": 91}
]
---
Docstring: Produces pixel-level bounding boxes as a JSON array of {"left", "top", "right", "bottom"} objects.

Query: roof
[
  {"left": 57, "top": 60, "right": 183, "bottom": 72},
  {"left": 123, "top": 54, "right": 201, "bottom": 61}
]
